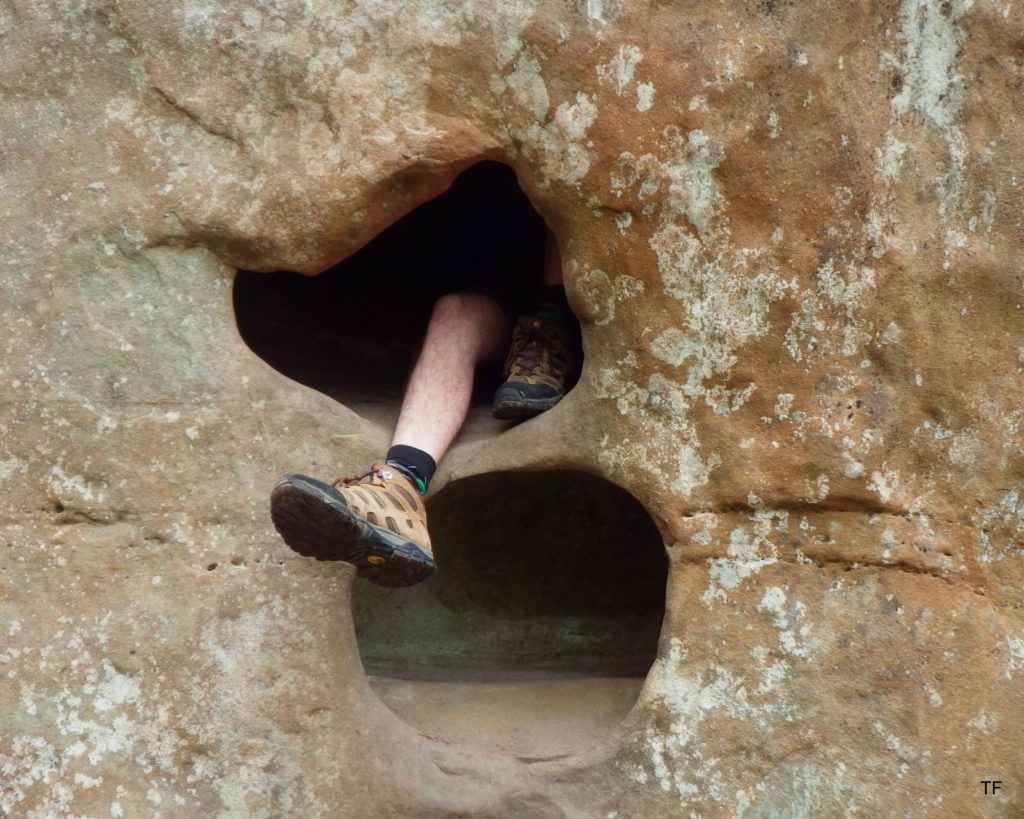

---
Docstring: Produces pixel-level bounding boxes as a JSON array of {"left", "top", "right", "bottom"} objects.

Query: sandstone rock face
[{"left": 2, "top": 0, "right": 1023, "bottom": 816}]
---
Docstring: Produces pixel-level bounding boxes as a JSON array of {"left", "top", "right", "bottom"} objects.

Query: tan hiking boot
[
  {"left": 492, "top": 316, "right": 576, "bottom": 419},
  {"left": 270, "top": 464, "right": 434, "bottom": 588}
]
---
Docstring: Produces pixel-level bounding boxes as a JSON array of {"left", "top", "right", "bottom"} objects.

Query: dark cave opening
[
  {"left": 352, "top": 470, "right": 667, "bottom": 682},
  {"left": 233, "top": 161, "right": 548, "bottom": 405},
  {"left": 352, "top": 469, "right": 667, "bottom": 755}
]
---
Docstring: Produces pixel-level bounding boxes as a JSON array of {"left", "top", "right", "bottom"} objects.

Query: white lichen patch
[
  {"left": 704, "top": 382, "right": 757, "bottom": 416},
  {"left": 658, "top": 231, "right": 793, "bottom": 384},
  {"left": 602, "top": 123, "right": 800, "bottom": 500},
  {"left": 1, "top": 737, "right": 63, "bottom": 815},
  {"left": 187, "top": 602, "right": 328, "bottom": 814},
  {"left": 0, "top": 457, "right": 27, "bottom": 483},
  {"left": 0, "top": 639, "right": 183, "bottom": 817},
  {"left": 639, "top": 636, "right": 802, "bottom": 806},
  {"left": 657, "top": 129, "right": 724, "bottom": 237},
  {"left": 596, "top": 45, "right": 643, "bottom": 93},
  {"left": 92, "top": 662, "right": 141, "bottom": 713},
  {"left": 946, "top": 430, "right": 982, "bottom": 466},
  {"left": 603, "top": 147, "right": 763, "bottom": 494},
  {"left": 871, "top": 721, "right": 920, "bottom": 764},
  {"left": 884, "top": 0, "right": 976, "bottom": 261},
  {"left": 636, "top": 83, "right": 655, "bottom": 112},
  {"left": 890, "top": 0, "right": 968, "bottom": 136},
  {"left": 596, "top": 369, "right": 720, "bottom": 499},
  {"left": 703, "top": 555, "right": 777, "bottom": 605},
  {"left": 488, "top": 0, "right": 539, "bottom": 66},
  {"left": 586, "top": 0, "right": 624, "bottom": 26},
  {"left": 774, "top": 393, "right": 795, "bottom": 420},
  {"left": 757, "top": 587, "right": 813, "bottom": 659},
  {"left": 978, "top": 489, "right": 1024, "bottom": 564},
  {"left": 651, "top": 328, "right": 700, "bottom": 368},
  {"left": 609, "top": 150, "right": 662, "bottom": 202},
  {"left": 505, "top": 51, "right": 550, "bottom": 120},
  {"left": 576, "top": 269, "right": 644, "bottom": 325},
  {"left": 48, "top": 462, "right": 108, "bottom": 505},
  {"left": 644, "top": 639, "right": 749, "bottom": 796},
  {"left": 499, "top": 88, "right": 598, "bottom": 187},
  {"left": 749, "top": 645, "right": 789, "bottom": 695},
  {"left": 804, "top": 473, "right": 830, "bottom": 504},
  {"left": 866, "top": 468, "right": 901, "bottom": 504},
  {"left": 73, "top": 772, "right": 103, "bottom": 789},
  {"left": 876, "top": 135, "right": 909, "bottom": 182},
  {"left": 967, "top": 710, "right": 999, "bottom": 734},
  {"left": 784, "top": 261, "right": 877, "bottom": 362},
  {"left": 702, "top": 524, "right": 781, "bottom": 604}
]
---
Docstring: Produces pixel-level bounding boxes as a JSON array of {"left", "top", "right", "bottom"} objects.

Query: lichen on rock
[{"left": 2, "top": 0, "right": 1023, "bottom": 815}]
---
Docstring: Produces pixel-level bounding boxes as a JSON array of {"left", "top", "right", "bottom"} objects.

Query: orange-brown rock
[{"left": 1, "top": 0, "right": 1022, "bottom": 816}]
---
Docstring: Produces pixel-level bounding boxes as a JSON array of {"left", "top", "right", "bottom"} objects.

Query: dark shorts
[
  {"left": 385, "top": 162, "right": 545, "bottom": 325},
  {"left": 453, "top": 260, "right": 540, "bottom": 325}
]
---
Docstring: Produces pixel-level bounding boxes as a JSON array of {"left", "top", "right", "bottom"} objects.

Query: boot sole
[
  {"left": 492, "top": 394, "right": 562, "bottom": 420},
  {"left": 270, "top": 474, "right": 435, "bottom": 588}
]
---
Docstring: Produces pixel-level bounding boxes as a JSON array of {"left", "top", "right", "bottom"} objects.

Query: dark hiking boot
[
  {"left": 270, "top": 464, "right": 434, "bottom": 588},
  {"left": 492, "top": 316, "right": 575, "bottom": 419}
]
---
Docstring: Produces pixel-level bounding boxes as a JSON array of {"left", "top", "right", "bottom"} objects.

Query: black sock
[
  {"left": 385, "top": 445, "right": 436, "bottom": 495},
  {"left": 535, "top": 285, "right": 570, "bottom": 326}
]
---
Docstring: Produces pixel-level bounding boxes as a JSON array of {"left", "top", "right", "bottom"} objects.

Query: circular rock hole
[
  {"left": 353, "top": 470, "right": 667, "bottom": 758},
  {"left": 233, "top": 161, "right": 547, "bottom": 418}
]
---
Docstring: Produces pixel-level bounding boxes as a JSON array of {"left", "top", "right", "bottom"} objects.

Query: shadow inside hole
[
  {"left": 353, "top": 471, "right": 667, "bottom": 757},
  {"left": 233, "top": 161, "right": 546, "bottom": 405}
]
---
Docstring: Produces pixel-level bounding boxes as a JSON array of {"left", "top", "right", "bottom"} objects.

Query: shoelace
[
  {"left": 332, "top": 467, "right": 382, "bottom": 489},
  {"left": 507, "top": 320, "right": 571, "bottom": 379}
]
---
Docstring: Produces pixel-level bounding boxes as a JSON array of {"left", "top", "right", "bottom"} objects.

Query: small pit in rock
[
  {"left": 233, "top": 161, "right": 550, "bottom": 430},
  {"left": 353, "top": 470, "right": 667, "bottom": 758}
]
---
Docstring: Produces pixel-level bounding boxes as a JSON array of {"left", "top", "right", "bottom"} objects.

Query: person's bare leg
[
  {"left": 391, "top": 292, "right": 508, "bottom": 463},
  {"left": 271, "top": 291, "right": 507, "bottom": 588},
  {"left": 273, "top": 251, "right": 553, "bottom": 588}
]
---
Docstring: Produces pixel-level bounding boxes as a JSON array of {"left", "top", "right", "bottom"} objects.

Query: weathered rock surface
[{"left": 2, "top": 0, "right": 1023, "bottom": 816}]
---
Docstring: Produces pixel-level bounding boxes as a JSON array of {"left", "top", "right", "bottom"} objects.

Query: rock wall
[{"left": 2, "top": 0, "right": 1023, "bottom": 816}]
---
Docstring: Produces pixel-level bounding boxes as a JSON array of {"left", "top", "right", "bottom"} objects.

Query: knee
[{"left": 430, "top": 292, "right": 501, "bottom": 328}]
